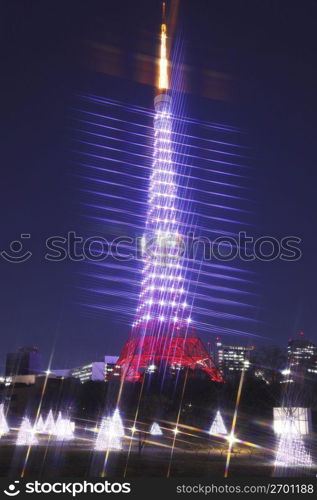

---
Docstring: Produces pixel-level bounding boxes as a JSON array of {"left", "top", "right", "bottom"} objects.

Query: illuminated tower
[{"left": 116, "top": 5, "right": 223, "bottom": 383}]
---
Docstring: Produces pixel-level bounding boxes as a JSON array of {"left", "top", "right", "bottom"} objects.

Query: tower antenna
[
  {"left": 158, "top": 1, "right": 168, "bottom": 90},
  {"left": 162, "top": 1, "right": 166, "bottom": 24}
]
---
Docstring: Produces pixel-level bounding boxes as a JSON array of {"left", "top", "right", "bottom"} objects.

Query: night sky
[{"left": 1, "top": 0, "right": 317, "bottom": 372}]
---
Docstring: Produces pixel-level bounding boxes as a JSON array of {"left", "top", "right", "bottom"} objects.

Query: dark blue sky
[{"left": 1, "top": 0, "right": 316, "bottom": 371}]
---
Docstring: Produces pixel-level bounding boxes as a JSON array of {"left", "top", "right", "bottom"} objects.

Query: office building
[
  {"left": 69, "top": 356, "right": 119, "bottom": 383},
  {"left": 5, "top": 346, "right": 41, "bottom": 377},
  {"left": 213, "top": 338, "right": 255, "bottom": 375},
  {"left": 287, "top": 333, "right": 317, "bottom": 378}
]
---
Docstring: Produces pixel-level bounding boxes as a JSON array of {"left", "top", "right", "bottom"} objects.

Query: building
[
  {"left": 287, "top": 333, "right": 317, "bottom": 379},
  {"left": 50, "top": 369, "right": 70, "bottom": 378},
  {"left": 104, "top": 355, "right": 120, "bottom": 379},
  {"left": 213, "top": 338, "right": 255, "bottom": 376},
  {"left": 5, "top": 346, "right": 41, "bottom": 377},
  {"left": 68, "top": 356, "right": 119, "bottom": 384}
]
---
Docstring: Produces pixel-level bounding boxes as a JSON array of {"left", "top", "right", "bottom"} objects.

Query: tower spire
[{"left": 158, "top": 1, "right": 168, "bottom": 90}]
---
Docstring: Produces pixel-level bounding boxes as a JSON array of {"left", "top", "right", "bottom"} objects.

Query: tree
[
  {"left": 208, "top": 410, "right": 227, "bottom": 435},
  {"left": 34, "top": 415, "right": 45, "bottom": 433},
  {"left": 95, "top": 417, "right": 122, "bottom": 451},
  {"left": 16, "top": 417, "right": 38, "bottom": 446},
  {"left": 111, "top": 408, "right": 124, "bottom": 437},
  {"left": 275, "top": 418, "right": 312, "bottom": 473},
  {"left": 43, "top": 409, "right": 56, "bottom": 434},
  {"left": 150, "top": 422, "right": 163, "bottom": 436},
  {"left": 54, "top": 412, "right": 74, "bottom": 441},
  {"left": 0, "top": 403, "right": 9, "bottom": 436}
]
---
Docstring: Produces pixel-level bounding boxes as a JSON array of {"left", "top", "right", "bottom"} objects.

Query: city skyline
[{"left": 2, "top": 330, "right": 316, "bottom": 379}]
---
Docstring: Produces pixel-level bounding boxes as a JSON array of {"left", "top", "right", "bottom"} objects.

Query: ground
[{"left": 1, "top": 436, "right": 316, "bottom": 478}]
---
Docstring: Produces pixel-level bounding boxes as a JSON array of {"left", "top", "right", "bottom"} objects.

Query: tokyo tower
[{"left": 116, "top": 4, "right": 223, "bottom": 383}]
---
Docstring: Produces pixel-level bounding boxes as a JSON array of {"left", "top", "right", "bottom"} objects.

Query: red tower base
[{"left": 115, "top": 332, "right": 223, "bottom": 383}]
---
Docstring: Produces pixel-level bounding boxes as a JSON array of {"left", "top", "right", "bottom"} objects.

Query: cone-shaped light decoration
[
  {"left": 112, "top": 408, "right": 125, "bottom": 438},
  {"left": 275, "top": 418, "right": 313, "bottom": 470},
  {"left": 150, "top": 422, "right": 163, "bottom": 436},
  {"left": 94, "top": 416, "right": 122, "bottom": 451},
  {"left": 54, "top": 412, "right": 74, "bottom": 441},
  {"left": 16, "top": 417, "right": 38, "bottom": 446},
  {"left": 95, "top": 417, "right": 109, "bottom": 451},
  {"left": 209, "top": 410, "right": 227, "bottom": 436},
  {"left": 0, "top": 403, "right": 9, "bottom": 436},
  {"left": 34, "top": 415, "right": 46, "bottom": 434},
  {"left": 43, "top": 409, "right": 56, "bottom": 434}
]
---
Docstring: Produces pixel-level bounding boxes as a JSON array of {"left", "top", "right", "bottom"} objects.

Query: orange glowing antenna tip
[{"left": 158, "top": 1, "right": 168, "bottom": 90}]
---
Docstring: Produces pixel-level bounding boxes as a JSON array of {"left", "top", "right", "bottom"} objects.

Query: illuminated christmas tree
[
  {"left": 0, "top": 403, "right": 9, "bottom": 436},
  {"left": 54, "top": 412, "right": 63, "bottom": 440},
  {"left": 94, "top": 417, "right": 108, "bottom": 451},
  {"left": 111, "top": 408, "right": 124, "bottom": 438},
  {"left": 43, "top": 410, "right": 56, "bottom": 434},
  {"left": 16, "top": 417, "right": 38, "bottom": 446},
  {"left": 208, "top": 410, "right": 227, "bottom": 435},
  {"left": 275, "top": 419, "right": 313, "bottom": 469},
  {"left": 65, "top": 419, "right": 75, "bottom": 439},
  {"left": 34, "top": 415, "right": 45, "bottom": 433},
  {"left": 150, "top": 422, "right": 163, "bottom": 436},
  {"left": 54, "top": 413, "right": 74, "bottom": 441},
  {"left": 94, "top": 417, "right": 122, "bottom": 451}
]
